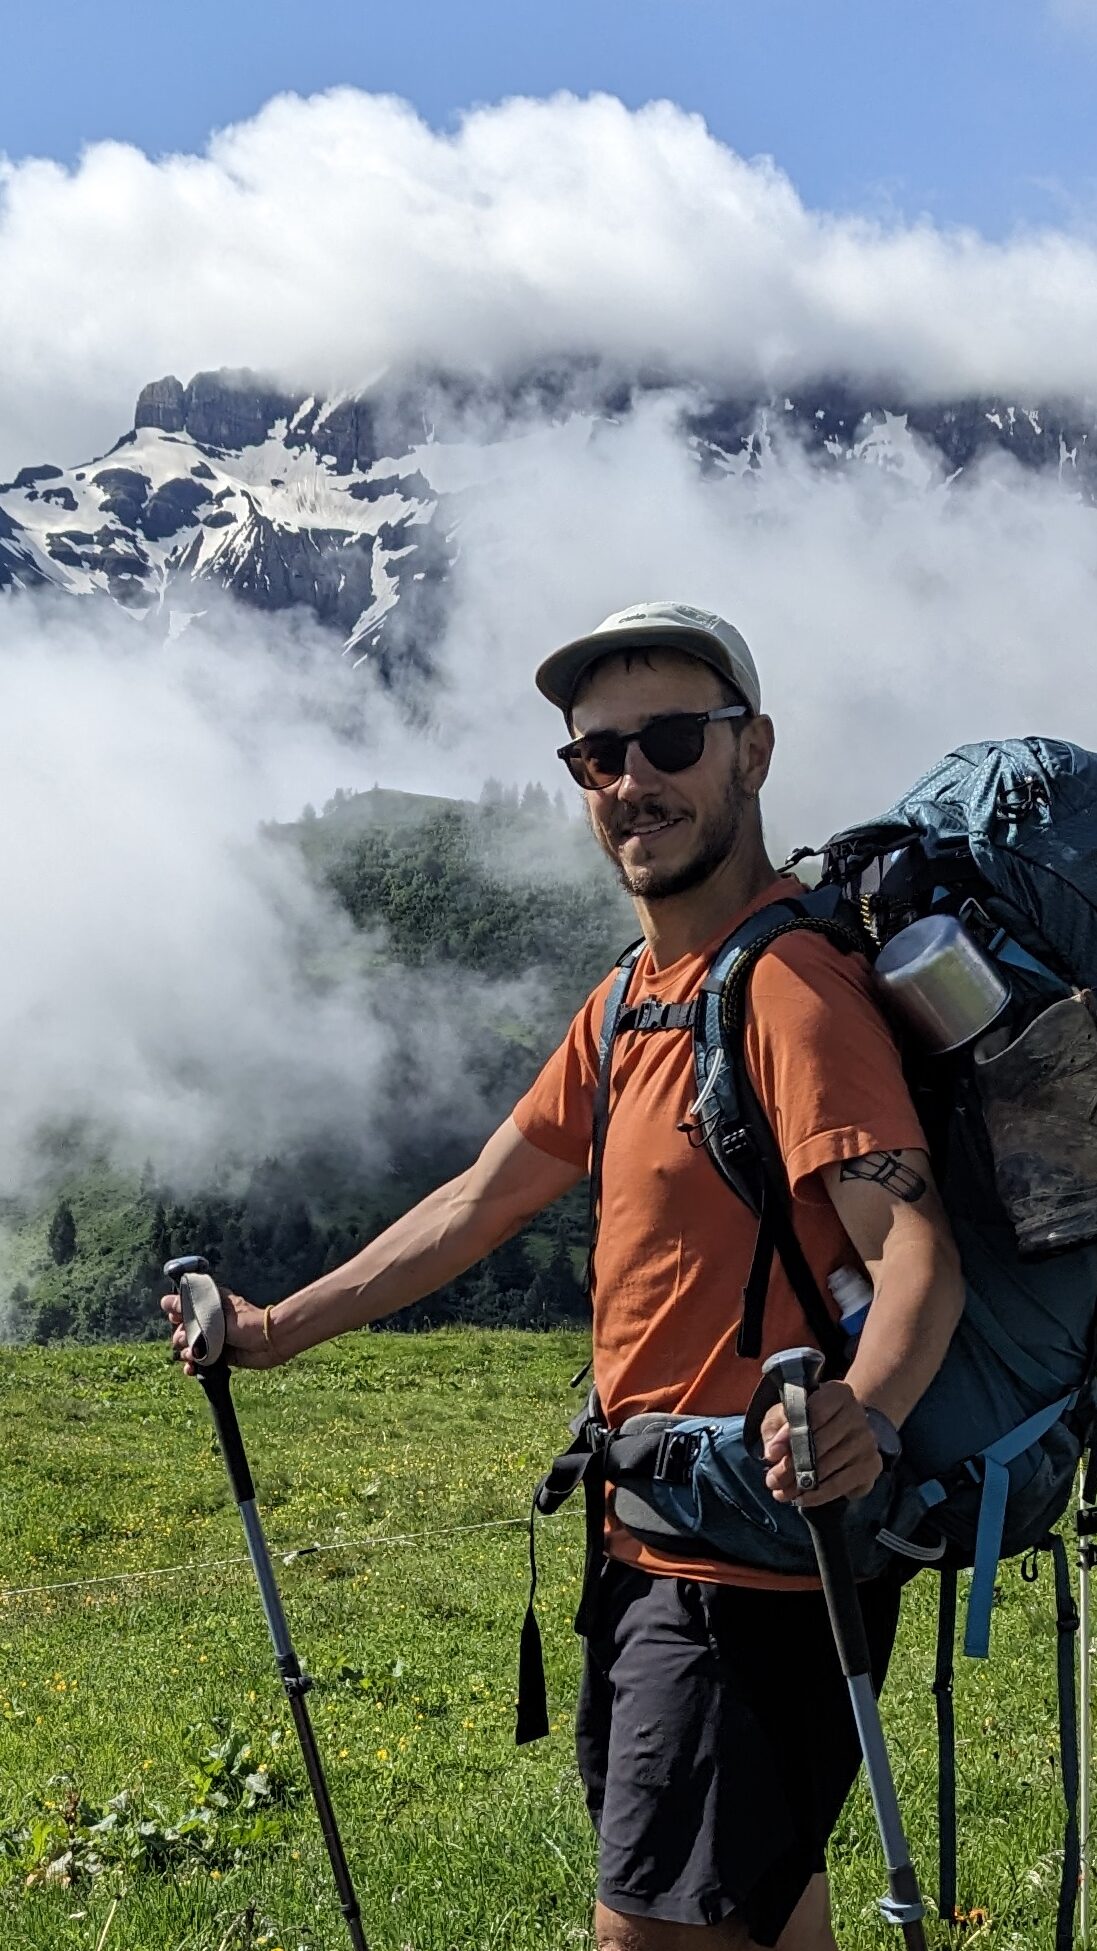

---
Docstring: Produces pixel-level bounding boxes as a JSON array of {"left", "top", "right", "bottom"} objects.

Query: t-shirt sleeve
[
  {"left": 744, "top": 932, "right": 927, "bottom": 1203},
  {"left": 510, "top": 985, "right": 604, "bottom": 1169}
]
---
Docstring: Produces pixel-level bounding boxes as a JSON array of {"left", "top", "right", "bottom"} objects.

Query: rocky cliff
[{"left": 1, "top": 366, "right": 1093, "bottom": 673}]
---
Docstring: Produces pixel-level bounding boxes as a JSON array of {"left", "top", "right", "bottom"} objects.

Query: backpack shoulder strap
[
  {"left": 691, "top": 887, "right": 862, "bottom": 1189},
  {"left": 692, "top": 889, "right": 865, "bottom": 1367},
  {"left": 598, "top": 939, "right": 645, "bottom": 1061},
  {"left": 585, "top": 941, "right": 645, "bottom": 1300}
]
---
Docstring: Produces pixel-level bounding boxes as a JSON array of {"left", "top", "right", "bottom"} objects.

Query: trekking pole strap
[{"left": 169, "top": 1266, "right": 256, "bottom": 1505}]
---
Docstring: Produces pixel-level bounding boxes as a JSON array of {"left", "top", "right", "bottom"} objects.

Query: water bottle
[{"left": 828, "top": 1266, "right": 873, "bottom": 1346}]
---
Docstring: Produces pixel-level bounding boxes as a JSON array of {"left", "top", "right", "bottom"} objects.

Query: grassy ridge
[{"left": 0, "top": 1333, "right": 1083, "bottom": 1949}]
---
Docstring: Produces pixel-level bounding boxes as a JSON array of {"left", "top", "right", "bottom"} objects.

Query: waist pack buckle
[{"left": 653, "top": 1426, "right": 705, "bottom": 1485}]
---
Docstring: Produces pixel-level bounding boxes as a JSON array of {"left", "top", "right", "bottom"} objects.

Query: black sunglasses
[{"left": 557, "top": 704, "right": 748, "bottom": 791}]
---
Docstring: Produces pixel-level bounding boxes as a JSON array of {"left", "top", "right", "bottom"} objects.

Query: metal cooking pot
[{"left": 874, "top": 914, "right": 1010, "bottom": 1054}]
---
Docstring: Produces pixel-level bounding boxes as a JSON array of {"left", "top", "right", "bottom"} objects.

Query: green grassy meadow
[{"left": 0, "top": 1332, "right": 1085, "bottom": 1949}]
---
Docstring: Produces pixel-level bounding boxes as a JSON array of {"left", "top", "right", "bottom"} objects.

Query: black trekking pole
[
  {"left": 164, "top": 1256, "right": 369, "bottom": 1951},
  {"left": 764, "top": 1348, "right": 928, "bottom": 1951}
]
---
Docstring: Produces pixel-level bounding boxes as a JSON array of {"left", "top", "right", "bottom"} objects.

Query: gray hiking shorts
[{"left": 576, "top": 1557, "right": 902, "bottom": 1946}]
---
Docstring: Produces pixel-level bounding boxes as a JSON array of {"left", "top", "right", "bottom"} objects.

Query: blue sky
[{"left": 3, "top": 0, "right": 1096, "bottom": 237}]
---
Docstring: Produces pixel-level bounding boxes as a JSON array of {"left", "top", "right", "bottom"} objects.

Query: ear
[{"left": 738, "top": 714, "right": 774, "bottom": 796}]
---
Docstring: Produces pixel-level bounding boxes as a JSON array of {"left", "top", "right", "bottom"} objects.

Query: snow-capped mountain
[
  {"left": 0, "top": 370, "right": 455, "bottom": 673},
  {"left": 1, "top": 368, "right": 1094, "bottom": 668}
]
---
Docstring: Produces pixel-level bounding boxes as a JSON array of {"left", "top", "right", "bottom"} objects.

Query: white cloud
[
  {"left": 3, "top": 88, "right": 1097, "bottom": 1210},
  {"left": 3, "top": 88, "right": 1097, "bottom": 474},
  {"left": 3, "top": 398, "right": 1097, "bottom": 1200},
  {"left": 0, "top": 593, "right": 524, "bottom": 1196},
  {"left": 431, "top": 395, "right": 1097, "bottom": 846}
]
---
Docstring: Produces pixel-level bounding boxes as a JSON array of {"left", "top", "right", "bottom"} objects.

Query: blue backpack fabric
[
  {"left": 650, "top": 738, "right": 1097, "bottom": 1646},
  {"left": 518, "top": 737, "right": 1097, "bottom": 1946}
]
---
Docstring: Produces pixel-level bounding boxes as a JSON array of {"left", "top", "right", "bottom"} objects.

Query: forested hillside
[{"left": 2, "top": 788, "right": 631, "bottom": 1342}]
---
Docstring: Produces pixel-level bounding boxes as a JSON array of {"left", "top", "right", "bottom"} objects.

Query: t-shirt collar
[{"left": 640, "top": 875, "right": 803, "bottom": 983}]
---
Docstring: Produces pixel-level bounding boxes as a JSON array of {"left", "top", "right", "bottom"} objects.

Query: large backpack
[{"left": 519, "top": 737, "right": 1097, "bottom": 1946}]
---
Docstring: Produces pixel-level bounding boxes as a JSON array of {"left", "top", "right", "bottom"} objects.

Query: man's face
[{"left": 568, "top": 649, "right": 768, "bottom": 901}]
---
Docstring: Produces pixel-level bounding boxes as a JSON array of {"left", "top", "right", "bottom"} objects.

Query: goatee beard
[{"left": 593, "top": 777, "right": 748, "bottom": 900}]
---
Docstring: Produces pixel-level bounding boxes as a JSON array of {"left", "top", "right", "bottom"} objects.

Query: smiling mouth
[{"left": 619, "top": 816, "right": 685, "bottom": 844}]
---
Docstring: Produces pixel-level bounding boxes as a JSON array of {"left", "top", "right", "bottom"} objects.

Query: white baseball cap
[{"left": 535, "top": 601, "right": 761, "bottom": 716}]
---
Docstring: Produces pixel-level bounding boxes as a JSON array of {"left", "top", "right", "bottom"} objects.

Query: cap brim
[{"left": 536, "top": 622, "right": 755, "bottom": 715}]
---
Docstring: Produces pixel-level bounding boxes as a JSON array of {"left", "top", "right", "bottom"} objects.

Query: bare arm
[
  {"left": 763, "top": 1148, "right": 965, "bottom": 1505},
  {"left": 163, "top": 1117, "right": 584, "bottom": 1368},
  {"left": 825, "top": 1147, "right": 965, "bottom": 1427}
]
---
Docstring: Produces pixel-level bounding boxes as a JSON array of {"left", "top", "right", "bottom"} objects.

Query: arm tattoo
[{"left": 840, "top": 1151, "right": 928, "bottom": 1203}]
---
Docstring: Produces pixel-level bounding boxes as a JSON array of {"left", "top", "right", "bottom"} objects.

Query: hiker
[{"left": 163, "top": 601, "right": 967, "bottom": 1950}]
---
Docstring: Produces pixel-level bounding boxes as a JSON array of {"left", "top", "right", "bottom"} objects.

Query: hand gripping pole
[
  {"left": 165, "top": 1257, "right": 369, "bottom": 1951},
  {"left": 763, "top": 1349, "right": 928, "bottom": 1950}
]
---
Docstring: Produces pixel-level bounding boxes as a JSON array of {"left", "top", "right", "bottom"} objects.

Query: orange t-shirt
[{"left": 512, "top": 877, "right": 927, "bottom": 1589}]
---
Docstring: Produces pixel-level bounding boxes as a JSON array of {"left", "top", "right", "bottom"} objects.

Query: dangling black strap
[
  {"left": 515, "top": 1422, "right": 610, "bottom": 1746},
  {"left": 738, "top": 1178, "right": 777, "bottom": 1359},
  {"left": 1050, "top": 1532, "right": 1081, "bottom": 1951},
  {"left": 516, "top": 1486, "right": 550, "bottom": 1747},
  {"left": 713, "top": 908, "right": 863, "bottom": 1370},
  {"left": 766, "top": 1175, "right": 849, "bottom": 1371},
  {"left": 732, "top": 1068, "right": 847, "bottom": 1370},
  {"left": 933, "top": 1567, "right": 959, "bottom": 1927}
]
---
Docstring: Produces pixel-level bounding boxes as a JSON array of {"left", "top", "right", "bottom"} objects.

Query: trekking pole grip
[
  {"left": 164, "top": 1256, "right": 255, "bottom": 1506},
  {"left": 761, "top": 1348, "right": 873, "bottom": 1679}
]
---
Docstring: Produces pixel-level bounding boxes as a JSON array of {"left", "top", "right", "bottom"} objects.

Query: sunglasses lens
[
  {"left": 563, "top": 715, "right": 709, "bottom": 788},
  {"left": 561, "top": 714, "right": 714, "bottom": 788},
  {"left": 566, "top": 734, "right": 626, "bottom": 789},
  {"left": 639, "top": 717, "right": 706, "bottom": 773}
]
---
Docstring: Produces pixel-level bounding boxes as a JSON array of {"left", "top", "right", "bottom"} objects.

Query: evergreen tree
[
  {"left": 150, "top": 1201, "right": 172, "bottom": 1270},
  {"left": 546, "top": 1234, "right": 585, "bottom": 1314},
  {"left": 487, "top": 1232, "right": 534, "bottom": 1296},
  {"left": 48, "top": 1200, "right": 77, "bottom": 1266}
]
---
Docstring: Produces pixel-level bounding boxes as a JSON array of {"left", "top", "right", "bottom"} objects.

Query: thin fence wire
[{"left": 0, "top": 1512, "right": 537, "bottom": 1603}]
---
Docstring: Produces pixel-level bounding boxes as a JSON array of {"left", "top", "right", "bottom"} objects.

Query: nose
[{"left": 614, "top": 736, "right": 664, "bottom": 801}]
